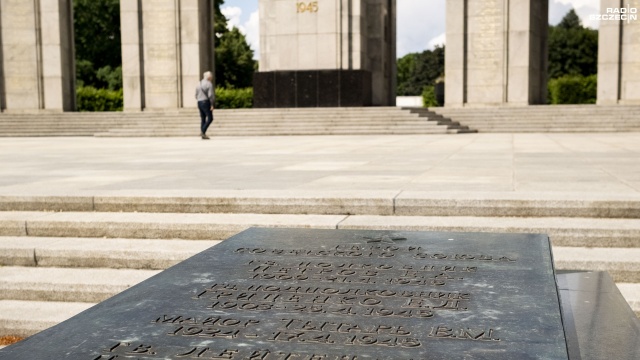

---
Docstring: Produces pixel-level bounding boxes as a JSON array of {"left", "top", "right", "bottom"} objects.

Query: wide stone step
[
  {"left": 553, "top": 247, "right": 640, "bottom": 282},
  {"left": 465, "top": 127, "right": 640, "bottom": 132},
  {"left": 1, "top": 237, "right": 638, "bottom": 281},
  {"left": 0, "top": 249, "right": 637, "bottom": 303},
  {"left": 0, "top": 300, "right": 94, "bottom": 337},
  {"left": 0, "top": 108, "right": 464, "bottom": 136},
  {"left": 97, "top": 130, "right": 453, "bottom": 137},
  {"left": 338, "top": 215, "right": 640, "bottom": 248},
  {"left": 110, "top": 120, "right": 443, "bottom": 127},
  {"left": 0, "top": 274, "right": 637, "bottom": 338},
  {"left": 3, "top": 191, "right": 639, "bottom": 218},
  {"left": 432, "top": 106, "right": 640, "bottom": 133},
  {"left": 2, "top": 211, "right": 640, "bottom": 247},
  {"left": 0, "top": 236, "right": 220, "bottom": 269},
  {"left": 618, "top": 283, "right": 640, "bottom": 317},
  {"left": 103, "top": 124, "right": 445, "bottom": 131},
  {"left": 0, "top": 267, "right": 159, "bottom": 303},
  {"left": 0, "top": 211, "right": 347, "bottom": 240}
]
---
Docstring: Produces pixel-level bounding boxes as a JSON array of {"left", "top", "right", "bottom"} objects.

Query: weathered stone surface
[
  {"left": 257, "top": 0, "right": 395, "bottom": 106},
  {"left": 0, "top": 228, "right": 570, "bottom": 359},
  {"left": 598, "top": 0, "right": 640, "bottom": 105},
  {"left": 445, "top": 0, "right": 548, "bottom": 107},
  {"left": 0, "top": 0, "right": 75, "bottom": 111}
]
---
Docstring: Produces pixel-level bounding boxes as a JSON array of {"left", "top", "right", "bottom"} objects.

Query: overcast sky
[{"left": 222, "top": 0, "right": 601, "bottom": 60}]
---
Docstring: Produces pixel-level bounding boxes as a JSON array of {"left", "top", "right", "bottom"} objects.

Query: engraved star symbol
[{"left": 364, "top": 235, "right": 407, "bottom": 243}]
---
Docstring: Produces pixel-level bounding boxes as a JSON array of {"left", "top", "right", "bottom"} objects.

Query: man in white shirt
[{"left": 195, "top": 71, "right": 215, "bottom": 140}]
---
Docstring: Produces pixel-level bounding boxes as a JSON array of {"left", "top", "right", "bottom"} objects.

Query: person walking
[{"left": 196, "top": 71, "right": 215, "bottom": 140}]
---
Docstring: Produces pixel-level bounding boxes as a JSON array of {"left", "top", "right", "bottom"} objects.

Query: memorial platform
[{"left": 0, "top": 133, "right": 639, "bottom": 340}]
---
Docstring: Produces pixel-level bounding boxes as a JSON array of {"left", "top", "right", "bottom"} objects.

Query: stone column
[
  {"left": 0, "top": 0, "right": 75, "bottom": 112},
  {"left": 445, "top": 0, "right": 467, "bottom": 106},
  {"left": 120, "top": 0, "right": 213, "bottom": 111},
  {"left": 598, "top": 0, "right": 640, "bottom": 105},
  {"left": 445, "top": 0, "right": 548, "bottom": 107},
  {"left": 364, "top": 0, "right": 396, "bottom": 106}
]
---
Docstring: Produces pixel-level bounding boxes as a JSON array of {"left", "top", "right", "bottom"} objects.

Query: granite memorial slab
[{"left": 0, "top": 228, "right": 570, "bottom": 359}]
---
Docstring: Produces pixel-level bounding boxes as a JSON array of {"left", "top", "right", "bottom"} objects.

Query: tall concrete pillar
[
  {"left": 255, "top": 0, "right": 395, "bottom": 107},
  {"left": 0, "top": 0, "right": 75, "bottom": 112},
  {"left": 445, "top": 0, "right": 548, "bottom": 107},
  {"left": 598, "top": 0, "right": 640, "bottom": 105},
  {"left": 365, "top": 0, "right": 396, "bottom": 106},
  {"left": 120, "top": 0, "right": 213, "bottom": 111}
]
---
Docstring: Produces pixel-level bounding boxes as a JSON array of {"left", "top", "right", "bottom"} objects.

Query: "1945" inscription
[{"left": 297, "top": 2, "right": 318, "bottom": 13}]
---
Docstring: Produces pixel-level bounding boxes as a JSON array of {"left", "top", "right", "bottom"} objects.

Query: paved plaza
[
  {"left": 0, "top": 132, "right": 639, "bottom": 338},
  {"left": 1, "top": 133, "right": 640, "bottom": 195}
]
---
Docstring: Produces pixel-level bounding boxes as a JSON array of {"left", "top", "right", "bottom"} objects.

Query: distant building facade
[{"left": 0, "top": 0, "right": 638, "bottom": 111}]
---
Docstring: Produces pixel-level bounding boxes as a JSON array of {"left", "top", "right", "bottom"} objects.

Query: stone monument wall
[
  {"left": 254, "top": 0, "right": 395, "bottom": 107},
  {"left": 120, "top": 0, "right": 213, "bottom": 111},
  {"left": 445, "top": 0, "right": 548, "bottom": 107},
  {"left": 0, "top": 0, "right": 75, "bottom": 112},
  {"left": 598, "top": 0, "right": 640, "bottom": 105}
]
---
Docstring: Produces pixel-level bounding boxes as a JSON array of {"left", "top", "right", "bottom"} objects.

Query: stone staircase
[
  {"left": 430, "top": 105, "right": 640, "bottom": 133},
  {"left": 0, "top": 192, "right": 639, "bottom": 338},
  {"left": 0, "top": 108, "right": 473, "bottom": 137}
]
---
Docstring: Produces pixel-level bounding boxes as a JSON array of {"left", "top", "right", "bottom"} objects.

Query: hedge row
[
  {"left": 76, "top": 86, "right": 123, "bottom": 112},
  {"left": 548, "top": 74, "right": 597, "bottom": 105},
  {"left": 215, "top": 87, "right": 253, "bottom": 109},
  {"left": 76, "top": 86, "right": 254, "bottom": 112}
]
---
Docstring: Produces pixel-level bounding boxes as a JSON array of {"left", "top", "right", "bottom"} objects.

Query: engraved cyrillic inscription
[{"left": 72, "top": 229, "right": 566, "bottom": 360}]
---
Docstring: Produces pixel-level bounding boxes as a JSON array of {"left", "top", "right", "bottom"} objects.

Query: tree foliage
[
  {"left": 73, "top": 0, "right": 257, "bottom": 99},
  {"left": 73, "top": 0, "right": 122, "bottom": 90},
  {"left": 548, "top": 9, "right": 598, "bottom": 79},
  {"left": 215, "top": 28, "right": 256, "bottom": 88},
  {"left": 214, "top": 1, "right": 257, "bottom": 88},
  {"left": 396, "top": 46, "right": 445, "bottom": 96},
  {"left": 214, "top": 0, "right": 229, "bottom": 48}
]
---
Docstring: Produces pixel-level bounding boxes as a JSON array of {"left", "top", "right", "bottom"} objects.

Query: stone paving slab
[{"left": 0, "top": 134, "right": 639, "bottom": 195}]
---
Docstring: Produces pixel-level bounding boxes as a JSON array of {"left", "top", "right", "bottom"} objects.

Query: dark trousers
[{"left": 198, "top": 100, "right": 214, "bottom": 134}]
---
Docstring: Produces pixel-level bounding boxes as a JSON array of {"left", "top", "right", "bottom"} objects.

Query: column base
[{"left": 253, "top": 70, "right": 372, "bottom": 108}]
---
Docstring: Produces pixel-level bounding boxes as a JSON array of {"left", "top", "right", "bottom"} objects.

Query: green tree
[
  {"left": 558, "top": 8, "right": 582, "bottom": 29},
  {"left": 73, "top": 0, "right": 122, "bottom": 89},
  {"left": 215, "top": 27, "right": 256, "bottom": 88},
  {"left": 397, "top": 53, "right": 417, "bottom": 93},
  {"left": 214, "top": 0, "right": 229, "bottom": 48},
  {"left": 548, "top": 9, "right": 598, "bottom": 79},
  {"left": 396, "top": 46, "right": 445, "bottom": 96}
]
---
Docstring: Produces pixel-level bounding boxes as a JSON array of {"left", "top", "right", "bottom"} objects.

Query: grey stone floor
[{"left": 1, "top": 133, "right": 640, "bottom": 195}]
